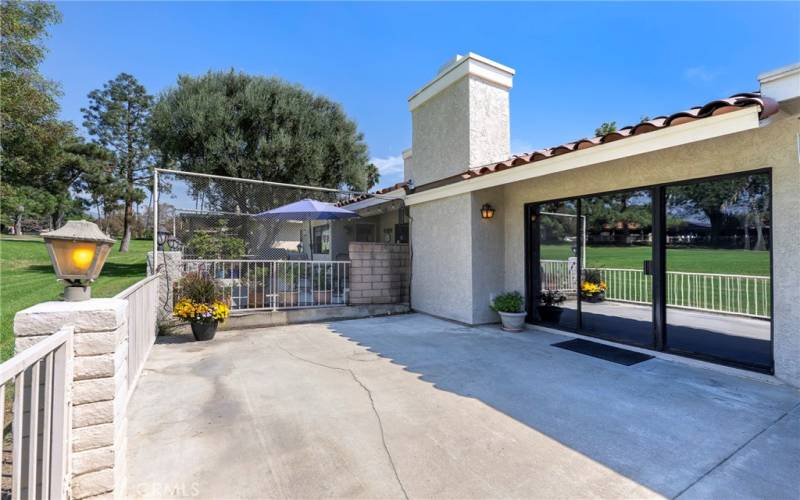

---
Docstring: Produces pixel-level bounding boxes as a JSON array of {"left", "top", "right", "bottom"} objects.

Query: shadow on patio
[{"left": 328, "top": 314, "right": 799, "bottom": 499}]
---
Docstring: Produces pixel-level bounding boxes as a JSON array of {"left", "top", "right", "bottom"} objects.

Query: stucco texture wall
[
  {"left": 468, "top": 78, "right": 510, "bottom": 168},
  {"left": 498, "top": 115, "right": 799, "bottom": 385},
  {"left": 411, "top": 78, "right": 470, "bottom": 186},
  {"left": 470, "top": 187, "right": 506, "bottom": 323},
  {"left": 410, "top": 193, "right": 473, "bottom": 323}
]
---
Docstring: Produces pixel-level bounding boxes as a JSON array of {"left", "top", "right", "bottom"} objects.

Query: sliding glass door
[
  {"left": 664, "top": 173, "right": 772, "bottom": 370},
  {"left": 526, "top": 170, "right": 773, "bottom": 372},
  {"left": 579, "top": 190, "right": 654, "bottom": 347}
]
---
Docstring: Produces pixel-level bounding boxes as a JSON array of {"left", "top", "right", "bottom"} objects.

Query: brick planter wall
[{"left": 348, "top": 243, "right": 409, "bottom": 305}]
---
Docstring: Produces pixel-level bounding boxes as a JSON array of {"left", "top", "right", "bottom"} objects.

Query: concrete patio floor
[{"left": 126, "top": 313, "right": 800, "bottom": 499}]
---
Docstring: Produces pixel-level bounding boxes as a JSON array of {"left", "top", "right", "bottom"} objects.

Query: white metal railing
[
  {"left": 0, "top": 326, "right": 72, "bottom": 499},
  {"left": 540, "top": 259, "right": 577, "bottom": 293},
  {"left": 181, "top": 260, "right": 350, "bottom": 311},
  {"left": 115, "top": 274, "right": 159, "bottom": 400},
  {"left": 540, "top": 260, "right": 771, "bottom": 319}
]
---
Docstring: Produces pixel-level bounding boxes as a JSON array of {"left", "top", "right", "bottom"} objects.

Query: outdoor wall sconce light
[
  {"left": 42, "top": 220, "right": 115, "bottom": 301},
  {"left": 480, "top": 203, "right": 496, "bottom": 219}
]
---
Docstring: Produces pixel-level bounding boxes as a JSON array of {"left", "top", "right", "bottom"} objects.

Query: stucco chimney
[
  {"left": 408, "top": 53, "right": 515, "bottom": 186},
  {"left": 758, "top": 62, "right": 800, "bottom": 103}
]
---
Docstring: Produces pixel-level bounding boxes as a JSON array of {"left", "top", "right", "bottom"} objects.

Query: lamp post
[{"left": 42, "top": 220, "right": 115, "bottom": 301}]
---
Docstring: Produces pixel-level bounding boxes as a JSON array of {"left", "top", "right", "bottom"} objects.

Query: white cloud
[
  {"left": 371, "top": 155, "right": 404, "bottom": 176},
  {"left": 684, "top": 66, "right": 716, "bottom": 83},
  {"left": 370, "top": 155, "right": 405, "bottom": 188}
]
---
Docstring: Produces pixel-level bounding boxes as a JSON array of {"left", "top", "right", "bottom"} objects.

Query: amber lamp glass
[
  {"left": 480, "top": 203, "right": 496, "bottom": 219},
  {"left": 42, "top": 220, "right": 115, "bottom": 301}
]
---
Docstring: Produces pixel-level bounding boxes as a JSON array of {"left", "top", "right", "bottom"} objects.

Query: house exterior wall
[
  {"left": 496, "top": 115, "right": 799, "bottom": 386},
  {"left": 470, "top": 187, "right": 506, "bottom": 323},
  {"left": 410, "top": 193, "right": 473, "bottom": 323},
  {"left": 410, "top": 76, "right": 511, "bottom": 186},
  {"left": 411, "top": 77, "right": 471, "bottom": 186}
]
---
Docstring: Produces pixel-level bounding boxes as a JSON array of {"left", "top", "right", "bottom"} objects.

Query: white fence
[
  {"left": 115, "top": 274, "right": 159, "bottom": 399},
  {"left": 182, "top": 259, "right": 350, "bottom": 311},
  {"left": 1, "top": 326, "right": 72, "bottom": 499},
  {"left": 540, "top": 260, "right": 770, "bottom": 319}
]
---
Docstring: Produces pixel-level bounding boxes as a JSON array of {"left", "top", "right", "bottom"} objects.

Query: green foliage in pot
[
  {"left": 490, "top": 291, "right": 524, "bottom": 313},
  {"left": 177, "top": 272, "right": 221, "bottom": 304},
  {"left": 539, "top": 289, "right": 567, "bottom": 307}
]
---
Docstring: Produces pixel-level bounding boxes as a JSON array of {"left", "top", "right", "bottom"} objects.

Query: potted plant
[
  {"left": 490, "top": 291, "right": 526, "bottom": 332},
  {"left": 580, "top": 269, "right": 607, "bottom": 303},
  {"left": 537, "top": 289, "right": 566, "bottom": 324},
  {"left": 173, "top": 273, "right": 230, "bottom": 341},
  {"left": 246, "top": 267, "right": 271, "bottom": 308},
  {"left": 312, "top": 266, "right": 332, "bottom": 304},
  {"left": 277, "top": 266, "right": 302, "bottom": 307}
]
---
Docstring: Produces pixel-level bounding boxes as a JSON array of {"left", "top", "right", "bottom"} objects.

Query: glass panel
[
  {"left": 579, "top": 190, "right": 654, "bottom": 347},
  {"left": 665, "top": 173, "right": 771, "bottom": 369},
  {"left": 537, "top": 201, "right": 578, "bottom": 330}
]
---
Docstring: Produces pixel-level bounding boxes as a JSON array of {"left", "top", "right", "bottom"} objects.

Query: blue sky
[{"left": 44, "top": 2, "right": 799, "bottom": 189}]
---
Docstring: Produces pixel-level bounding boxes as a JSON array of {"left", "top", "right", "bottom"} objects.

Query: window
[
  {"left": 312, "top": 225, "right": 330, "bottom": 254},
  {"left": 355, "top": 223, "right": 375, "bottom": 242}
]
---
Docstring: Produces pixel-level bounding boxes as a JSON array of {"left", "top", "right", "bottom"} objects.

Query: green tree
[
  {"left": 667, "top": 178, "right": 745, "bottom": 246},
  {"left": 0, "top": 0, "right": 68, "bottom": 233},
  {"left": 149, "top": 70, "right": 373, "bottom": 198},
  {"left": 365, "top": 163, "right": 380, "bottom": 190},
  {"left": 82, "top": 73, "right": 154, "bottom": 252},
  {"left": 594, "top": 121, "right": 617, "bottom": 137}
]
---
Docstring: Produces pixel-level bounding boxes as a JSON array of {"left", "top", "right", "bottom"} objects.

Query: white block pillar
[{"left": 15, "top": 299, "right": 129, "bottom": 499}]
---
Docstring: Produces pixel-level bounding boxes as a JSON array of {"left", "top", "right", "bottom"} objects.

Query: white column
[{"left": 15, "top": 299, "right": 129, "bottom": 499}]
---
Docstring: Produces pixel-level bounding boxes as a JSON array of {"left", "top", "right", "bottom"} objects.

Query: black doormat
[{"left": 552, "top": 339, "right": 654, "bottom": 366}]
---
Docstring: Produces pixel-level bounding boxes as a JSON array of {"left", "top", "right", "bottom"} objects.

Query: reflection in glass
[
  {"left": 537, "top": 201, "right": 578, "bottom": 330},
  {"left": 665, "top": 173, "right": 771, "bottom": 369},
  {"left": 579, "top": 190, "right": 654, "bottom": 347}
]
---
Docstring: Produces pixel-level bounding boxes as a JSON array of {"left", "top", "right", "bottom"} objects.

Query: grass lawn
[
  {"left": 541, "top": 245, "right": 770, "bottom": 276},
  {"left": 0, "top": 237, "right": 150, "bottom": 361}
]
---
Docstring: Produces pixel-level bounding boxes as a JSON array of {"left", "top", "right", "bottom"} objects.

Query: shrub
[
  {"left": 177, "top": 272, "right": 221, "bottom": 304},
  {"left": 490, "top": 291, "right": 524, "bottom": 313},
  {"left": 185, "top": 233, "right": 245, "bottom": 259}
]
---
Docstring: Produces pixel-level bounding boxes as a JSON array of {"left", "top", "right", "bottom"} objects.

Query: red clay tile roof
[
  {"left": 414, "top": 91, "right": 779, "bottom": 192},
  {"left": 338, "top": 182, "right": 407, "bottom": 207}
]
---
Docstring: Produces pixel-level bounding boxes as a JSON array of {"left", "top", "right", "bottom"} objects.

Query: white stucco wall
[
  {"left": 410, "top": 193, "right": 474, "bottom": 323},
  {"left": 470, "top": 187, "right": 506, "bottom": 323},
  {"left": 411, "top": 77, "right": 471, "bottom": 186},
  {"left": 468, "top": 77, "right": 510, "bottom": 169},
  {"left": 411, "top": 75, "right": 511, "bottom": 186}
]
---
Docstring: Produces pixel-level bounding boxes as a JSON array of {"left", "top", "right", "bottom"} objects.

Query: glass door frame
[{"left": 524, "top": 168, "right": 774, "bottom": 373}]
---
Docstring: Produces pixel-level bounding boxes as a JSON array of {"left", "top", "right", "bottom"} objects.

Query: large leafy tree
[
  {"left": 149, "top": 70, "right": 373, "bottom": 205},
  {"left": 82, "top": 73, "right": 154, "bottom": 252},
  {"left": 1, "top": 0, "right": 68, "bottom": 233}
]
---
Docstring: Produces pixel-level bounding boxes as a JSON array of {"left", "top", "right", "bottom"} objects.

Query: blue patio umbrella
[{"left": 256, "top": 199, "right": 358, "bottom": 259}]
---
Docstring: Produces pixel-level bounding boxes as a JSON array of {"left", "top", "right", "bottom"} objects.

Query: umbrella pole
[{"left": 308, "top": 220, "right": 313, "bottom": 261}]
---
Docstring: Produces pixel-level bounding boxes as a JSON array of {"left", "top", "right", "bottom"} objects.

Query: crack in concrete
[
  {"left": 673, "top": 400, "right": 800, "bottom": 499},
  {"left": 276, "top": 344, "right": 410, "bottom": 500}
]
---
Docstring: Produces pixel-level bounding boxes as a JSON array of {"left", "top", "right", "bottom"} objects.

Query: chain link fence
[{"left": 154, "top": 169, "right": 365, "bottom": 311}]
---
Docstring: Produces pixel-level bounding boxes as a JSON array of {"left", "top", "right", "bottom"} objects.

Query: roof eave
[{"left": 406, "top": 106, "right": 761, "bottom": 206}]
